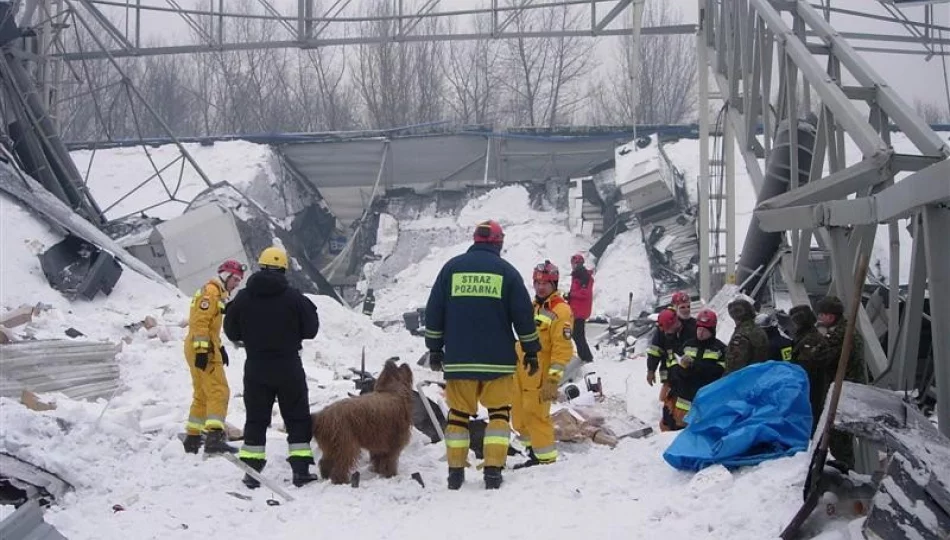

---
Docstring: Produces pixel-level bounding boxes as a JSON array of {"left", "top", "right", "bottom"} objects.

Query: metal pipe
[{"left": 697, "top": 0, "right": 711, "bottom": 300}]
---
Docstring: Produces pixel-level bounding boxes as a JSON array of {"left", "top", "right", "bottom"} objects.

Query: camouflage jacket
[
  {"left": 725, "top": 320, "right": 770, "bottom": 374},
  {"left": 819, "top": 320, "right": 867, "bottom": 384},
  {"left": 791, "top": 327, "right": 825, "bottom": 373}
]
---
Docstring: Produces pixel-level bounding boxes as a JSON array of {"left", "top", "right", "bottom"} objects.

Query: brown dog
[{"left": 311, "top": 360, "right": 414, "bottom": 484}]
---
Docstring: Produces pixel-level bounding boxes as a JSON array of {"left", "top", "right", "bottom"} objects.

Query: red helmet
[
  {"left": 671, "top": 291, "right": 690, "bottom": 306},
  {"left": 696, "top": 309, "right": 718, "bottom": 330},
  {"left": 218, "top": 259, "right": 246, "bottom": 280},
  {"left": 657, "top": 308, "right": 678, "bottom": 332},
  {"left": 473, "top": 220, "right": 505, "bottom": 245},
  {"left": 571, "top": 253, "right": 585, "bottom": 266},
  {"left": 532, "top": 260, "right": 559, "bottom": 285}
]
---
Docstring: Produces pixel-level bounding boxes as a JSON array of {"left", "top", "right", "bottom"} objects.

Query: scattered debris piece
[
  {"left": 19, "top": 390, "right": 55, "bottom": 412},
  {"left": 63, "top": 328, "right": 84, "bottom": 338},
  {"left": 0, "top": 339, "right": 120, "bottom": 400}
]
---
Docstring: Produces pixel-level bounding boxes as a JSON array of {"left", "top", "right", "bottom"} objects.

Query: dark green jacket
[{"left": 725, "top": 320, "right": 770, "bottom": 374}]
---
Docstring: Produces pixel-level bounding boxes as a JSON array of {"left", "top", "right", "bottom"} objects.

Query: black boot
[
  {"left": 241, "top": 458, "right": 266, "bottom": 489},
  {"left": 288, "top": 457, "right": 319, "bottom": 487},
  {"left": 204, "top": 429, "right": 238, "bottom": 455},
  {"left": 447, "top": 467, "right": 465, "bottom": 490},
  {"left": 484, "top": 466, "right": 503, "bottom": 490},
  {"left": 512, "top": 448, "right": 539, "bottom": 470},
  {"left": 182, "top": 434, "right": 202, "bottom": 454}
]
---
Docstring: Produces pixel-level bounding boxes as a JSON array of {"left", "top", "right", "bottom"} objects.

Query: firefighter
[
  {"left": 223, "top": 246, "right": 320, "bottom": 488},
  {"left": 756, "top": 311, "right": 794, "bottom": 361},
  {"left": 647, "top": 308, "right": 689, "bottom": 431},
  {"left": 815, "top": 295, "right": 866, "bottom": 470},
  {"left": 424, "top": 220, "right": 540, "bottom": 490},
  {"left": 665, "top": 309, "right": 727, "bottom": 430},
  {"left": 565, "top": 253, "right": 594, "bottom": 363},
  {"left": 671, "top": 290, "right": 697, "bottom": 343},
  {"left": 182, "top": 259, "right": 246, "bottom": 455},
  {"left": 789, "top": 304, "right": 827, "bottom": 433},
  {"left": 724, "top": 296, "right": 770, "bottom": 373},
  {"left": 512, "top": 260, "right": 574, "bottom": 469}
]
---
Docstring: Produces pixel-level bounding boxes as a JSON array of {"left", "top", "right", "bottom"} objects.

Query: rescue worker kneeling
[
  {"left": 512, "top": 260, "right": 574, "bottom": 469},
  {"left": 663, "top": 309, "right": 726, "bottom": 431}
]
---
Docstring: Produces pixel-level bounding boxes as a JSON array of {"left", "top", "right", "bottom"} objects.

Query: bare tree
[
  {"left": 442, "top": 16, "right": 502, "bottom": 124},
  {"left": 499, "top": 1, "right": 595, "bottom": 127},
  {"left": 352, "top": 2, "right": 444, "bottom": 129},
  {"left": 915, "top": 99, "right": 949, "bottom": 124},
  {"left": 592, "top": 1, "right": 696, "bottom": 125}
]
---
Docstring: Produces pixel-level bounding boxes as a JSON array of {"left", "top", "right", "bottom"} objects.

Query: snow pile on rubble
[
  {"left": 373, "top": 185, "right": 653, "bottom": 321},
  {"left": 70, "top": 140, "right": 281, "bottom": 221},
  {"left": 592, "top": 229, "right": 656, "bottom": 319}
]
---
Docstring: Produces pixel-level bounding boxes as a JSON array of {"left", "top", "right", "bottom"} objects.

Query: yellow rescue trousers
[
  {"left": 184, "top": 351, "right": 230, "bottom": 435},
  {"left": 512, "top": 366, "right": 558, "bottom": 463},
  {"left": 444, "top": 376, "right": 515, "bottom": 469}
]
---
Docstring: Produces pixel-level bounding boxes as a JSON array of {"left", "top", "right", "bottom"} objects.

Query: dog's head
[{"left": 374, "top": 358, "right": 413, "bottom": 394}]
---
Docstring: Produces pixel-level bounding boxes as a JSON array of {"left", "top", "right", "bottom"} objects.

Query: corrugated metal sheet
[
  {"left": 277, "top": 133, "right": 621, "bottom": 226},
  {"left": 0, "top": 500, "right": 67, "bottom": 540},
  {"left": 0, "top": 339, "right": 121, "bottom": 400}
]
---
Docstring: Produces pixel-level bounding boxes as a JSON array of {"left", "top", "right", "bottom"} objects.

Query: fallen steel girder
[{"left": 699, "top": 0, "right": 950, "bottom": 435}]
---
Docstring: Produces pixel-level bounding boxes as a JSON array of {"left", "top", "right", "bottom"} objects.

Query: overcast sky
[{"left": 99, "top": 0, "right": 950, "bottom": 114}]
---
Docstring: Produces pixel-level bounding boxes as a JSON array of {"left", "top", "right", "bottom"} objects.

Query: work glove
[
  {"left": 428, "top": 350, "right": 444, "bottom": 372},
  {"left": 540, "top": 373, "right": 561, "bottom": 402},
  {"left": 220, "top": 346, "right": 230, "bottom": 366},
  {"left": 523, "top": 353, "right": 539, "bottom": 376},
  {"left": 195, "top": 352, "right": 209, "bottom": 371}
]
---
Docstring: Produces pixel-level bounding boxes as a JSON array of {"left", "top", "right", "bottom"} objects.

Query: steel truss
[
  {"left": 697, "top": 0, "right": 950, "bottom": 436},
  {"left": 40, "top": 0, "right": 696, "bottom": 60}
]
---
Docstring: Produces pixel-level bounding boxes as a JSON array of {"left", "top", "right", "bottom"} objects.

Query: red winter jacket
[{"left": 568, "top": 267, "right": 594, "bottom": 320}]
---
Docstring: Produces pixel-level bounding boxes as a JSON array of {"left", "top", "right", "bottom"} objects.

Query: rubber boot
[
  {"left": 447, "top": 467, "right": 465, "bottom": 490},
  {"left": 288, "top": 457, "right": 319, "bottom": 487},
  {"left": 241, "top": 458, "right": 266, "bottom": 489},
  {"left": 182, "top": 434, "right": 202, "bottom": 454},
  {"left": 483, "top": 466, "right": 503, "bottom": 490},
  {"left": 203, "top": 429, "right": 238, "bottom": 455},
  {"left": 512, "top": 448, "right": 539, "bottom": 470}
]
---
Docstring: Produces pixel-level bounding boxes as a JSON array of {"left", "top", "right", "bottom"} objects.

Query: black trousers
[
  {"left": 243, "top": 364, "right": 312, "bottom": 456},
  {"left": 572, "top": 318, "right": 594, "bottom": 362}
]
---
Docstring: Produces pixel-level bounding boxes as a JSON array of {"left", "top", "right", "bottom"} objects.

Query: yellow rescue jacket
[
  {"left": 517, "top": 292, "right": 574, "bottom": 383},
  {"left": 184, "top": 278, "right": 229, "bottom": 362}
]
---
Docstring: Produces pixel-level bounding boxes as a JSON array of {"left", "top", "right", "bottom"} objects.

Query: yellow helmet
[{"left": 258, "top": 246, "right": 288, "bottom": 270}]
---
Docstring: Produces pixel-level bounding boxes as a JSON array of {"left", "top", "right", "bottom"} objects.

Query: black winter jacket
[{"left": 224, "top": 270, "right": 319, "bottom": 372}]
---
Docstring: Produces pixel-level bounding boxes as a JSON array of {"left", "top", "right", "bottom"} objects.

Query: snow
[
  {"left": 1, "top": 140, "right": 877, "bottom": 540},
  {"left": 70, "top": 140, "right": 280, "bottom": 222},
  {"left": 592, "top": 229, "right": 655, "bottom": 319},
  {"left": 370, "top": 185, "right": 595, "bottom": 322}
]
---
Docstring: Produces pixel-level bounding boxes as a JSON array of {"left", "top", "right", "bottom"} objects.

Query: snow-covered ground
[
  {"left": 0, "top": 186, "right": 826, "bottom": 540},
  {"left": 7, "top": 130, "right": 924, "bottom": 538}
]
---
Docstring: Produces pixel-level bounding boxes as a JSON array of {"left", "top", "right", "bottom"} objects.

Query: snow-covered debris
[
  {"left": 0, "top": 144, "right": 845, "bottom": 540},
  {"left": 70, "top": 140, "right": 279, "bottom": 221},
  {"left": 592, "top": 229, "right": 656, "bottom": 319},
  {"left": 371, "top": 185, "right": 592, "bottom": 322}
]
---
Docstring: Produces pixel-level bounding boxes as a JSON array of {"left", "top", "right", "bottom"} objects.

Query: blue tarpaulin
[{"left": 663, "top": 361, "right": 813, "bottom": 471}]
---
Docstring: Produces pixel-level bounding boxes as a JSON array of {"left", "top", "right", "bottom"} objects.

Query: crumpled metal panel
[
  {"left": 0, "top": 500, "right": 67, "bottom": 540},
  {"left": 0, "top": 339, "right": 121, "bottom": 401}
]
